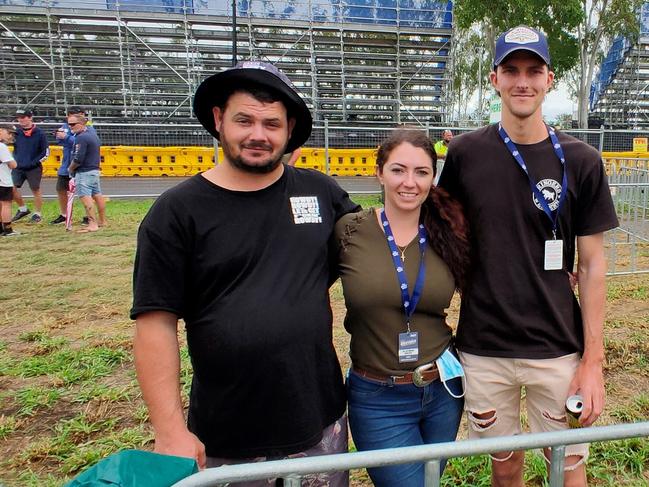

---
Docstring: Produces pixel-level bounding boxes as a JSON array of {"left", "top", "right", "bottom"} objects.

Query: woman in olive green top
[{"left": 335, "top": 129, "right": 470, "bottom": 486}]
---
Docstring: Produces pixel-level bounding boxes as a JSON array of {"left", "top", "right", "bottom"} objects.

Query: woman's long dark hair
[{"left": 377, "top": 129, "right": 470, "bottom": 292}]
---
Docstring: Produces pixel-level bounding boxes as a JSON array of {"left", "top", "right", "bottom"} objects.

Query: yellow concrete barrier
[{"left": 47, "top": 145, "right": 649, "bottom": 178}]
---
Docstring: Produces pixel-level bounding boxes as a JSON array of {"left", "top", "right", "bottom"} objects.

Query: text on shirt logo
[
  {"left": 290, "top": 196, "right": 322, "bottom": 224},
  {"left": 533, "top": 178, "right": 562, "bottom": 212}
]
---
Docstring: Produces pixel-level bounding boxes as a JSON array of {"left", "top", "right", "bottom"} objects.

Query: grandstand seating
[
  {"left": 589, "top": 3, "right": 649, "bottom": 127},
  {"left": 0, "top": 0, "right": 453, "bottom": 127}
]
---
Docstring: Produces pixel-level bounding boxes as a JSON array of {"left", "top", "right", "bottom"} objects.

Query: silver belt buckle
[{"left": 412, "top": 363, "right": 436, "bottom": 387}]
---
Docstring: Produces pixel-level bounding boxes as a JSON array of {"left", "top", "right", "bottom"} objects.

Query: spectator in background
[
  {"left": 51, "top": 122, "right": 75, "bottom": 225},
  {"left": 11, "top": 109, "right": 49, "bottom": 223},
  {"left": 434, "top": 130, "right": 453, "bottom": 161},
  {"left": 51, "top": 107, "right": 99, "bottom": 225},
  {"left": 68, "top": 112, "right": 106, "bottom": 232},
  {"left": 0, "top": 124, "right": 19, "bottom": 236}
]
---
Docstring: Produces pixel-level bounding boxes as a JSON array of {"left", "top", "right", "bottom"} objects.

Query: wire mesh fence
[
  {"left": 606, "top": 158, "right": 649, "bottom": 275},
  {"left": 28, "top": 123, "right": 649, "bottom": 152}
]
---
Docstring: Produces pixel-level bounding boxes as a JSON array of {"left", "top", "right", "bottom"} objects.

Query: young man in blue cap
[
  {"left": 438, "top": 26, "right": 618, "bottom": 486},
  {"left": 131, "top": 61, "right": 359, "bottom": 486},
  {"left": 11, "top": 109, "right": 49, "bottom": 223}
]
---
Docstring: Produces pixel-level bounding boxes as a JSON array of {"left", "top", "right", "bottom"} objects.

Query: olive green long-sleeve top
[{"left": 335, "top": 209, "right": 455, "bottom": 376}]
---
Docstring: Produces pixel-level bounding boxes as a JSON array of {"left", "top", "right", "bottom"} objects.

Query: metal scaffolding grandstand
[
  {"left": 0, "top": 0, "right": 453, "bottom": 126},
  {"left": 589, "top": 4, "right": 649, "bottom": 127}
]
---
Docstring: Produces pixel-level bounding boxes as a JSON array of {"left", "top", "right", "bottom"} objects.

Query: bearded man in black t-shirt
[
  {"left": 131, "top": 62, "right": 359, "bottom": 486},
  {"left": 438, "top": 26, "right": 618, "bottom": 487}
]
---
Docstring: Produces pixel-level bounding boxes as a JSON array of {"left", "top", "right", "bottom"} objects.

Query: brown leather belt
[{"left": 353, "top": 363, "right": 439, "bottom": 387}]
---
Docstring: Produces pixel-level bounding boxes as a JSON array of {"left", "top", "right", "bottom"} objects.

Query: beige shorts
[{"left": 459, "top": 351, "right": 589, "bottom": 461}]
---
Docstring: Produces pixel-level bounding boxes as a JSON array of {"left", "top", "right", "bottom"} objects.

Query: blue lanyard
[
  {"left": 380, "top": 209, "right": 427, "bottom": 330},
  {"left": 498, "top": 124, "right": 568, "bottom": 238}
]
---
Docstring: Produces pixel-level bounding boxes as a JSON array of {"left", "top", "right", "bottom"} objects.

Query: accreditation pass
[
  {"left": 398, "top": 331, "right": 419, "bottom": 363},
  {"left": 544, "top": 239, "right": 563, "bottom": 270}
]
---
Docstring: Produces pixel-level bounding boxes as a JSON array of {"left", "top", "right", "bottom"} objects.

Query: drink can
[{"left": 565, "top": 394, "right": 583, "bottom": 428}]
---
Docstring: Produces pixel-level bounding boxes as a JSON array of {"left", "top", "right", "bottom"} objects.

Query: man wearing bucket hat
[
  {"left": 131, "top": 61, "right": 359, "bottom": 485},
  {"left": 438, "top": 26, "right": 618, "bottom": 486}
]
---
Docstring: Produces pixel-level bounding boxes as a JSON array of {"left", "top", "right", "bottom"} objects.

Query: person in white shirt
[{"left": 0, "top": 124, "right": 19, "bottom": 236}]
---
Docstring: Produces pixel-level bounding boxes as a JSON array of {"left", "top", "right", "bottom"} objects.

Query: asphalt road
[{"left": 37, "top": 176, "right": 381, "bottom": 199}]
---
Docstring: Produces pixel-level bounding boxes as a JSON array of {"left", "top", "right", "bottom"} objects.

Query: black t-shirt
[
  {"left": 438, "top": 124, "right": 618, "bottom": 359},
  {"left": 131, "top": 166, "right": 360, "bottom": 458}
]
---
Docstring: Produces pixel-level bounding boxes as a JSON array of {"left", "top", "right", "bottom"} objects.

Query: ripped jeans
[{"left": 458, "top": 351, "right": 589, "bottom": 465}]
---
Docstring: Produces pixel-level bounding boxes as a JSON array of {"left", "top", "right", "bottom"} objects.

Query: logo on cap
[
  {"left": 494, "top": 25, "right": 551, "bottom": 68},
  {"left": 241, "top": 61, "right": 263, "bottom": 70},
  {"left": 504, "top": 27, "right": 540, "bottom": 45}
]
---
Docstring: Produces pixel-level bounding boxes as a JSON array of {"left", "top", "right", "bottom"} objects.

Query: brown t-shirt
[{"left": 335, "top": 208, "right": 455, "bottom": 376}]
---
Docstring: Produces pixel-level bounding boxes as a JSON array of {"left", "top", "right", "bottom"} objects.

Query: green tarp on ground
[{"left": 65, "top": 450, "right": 198, "bottom": 487}]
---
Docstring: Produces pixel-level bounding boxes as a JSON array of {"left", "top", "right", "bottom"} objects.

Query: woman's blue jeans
[{"left": 347, "top": 371, "right": 463, "bottom": 487}]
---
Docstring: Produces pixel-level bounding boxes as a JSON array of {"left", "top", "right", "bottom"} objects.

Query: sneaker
[
  {"left": 30, "top": 214, "right": 42, "bottom": 223},
  {"left": 50, "top": 215, "right": 66, "bottom": 225},
  {"left": 81, "top": 217, "right": 89, "bottom": 226},
  {"left": 2, "top": 229, "right": 21, "bottom": 237},
  {"left": 11, "top": 209, "right": 30, "bottom": 222}
]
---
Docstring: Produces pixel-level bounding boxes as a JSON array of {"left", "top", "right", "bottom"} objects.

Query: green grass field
[{"left": 0, "top": 197, "right": 647, "bottom": 486}]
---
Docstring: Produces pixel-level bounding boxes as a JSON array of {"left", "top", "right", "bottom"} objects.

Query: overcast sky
[{"left": 543, "top": 82, "right": 575, "bottom": 120}]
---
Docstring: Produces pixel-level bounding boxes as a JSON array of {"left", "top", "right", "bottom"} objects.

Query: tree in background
[
  {"left": 454, "top": 0, "right": 581, "bottom": 75},
  {"left": 551, "top": 112, "right": 575, "bottom": 129},
  {"left": 452, "top": 0, "right": 580, "bottom": 123},
  {"left": 448, "top": 29, "right": 488, "bottom": 123}
]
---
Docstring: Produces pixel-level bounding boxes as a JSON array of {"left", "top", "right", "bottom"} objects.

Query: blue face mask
[{"left": 435, "top": 348, "right": 465, "bottom": 398}]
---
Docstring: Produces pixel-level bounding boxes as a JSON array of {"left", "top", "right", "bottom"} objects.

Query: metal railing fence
[
  {"left": 172, "top": 421, "right": 649, "bottom": 487},
  {"left": 26, "top": 122, "right": 649, "bottom": 153}
]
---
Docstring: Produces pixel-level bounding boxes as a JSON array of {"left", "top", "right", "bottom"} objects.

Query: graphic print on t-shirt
[
  {"left": 533, "top": 178, "right": 562, "bottom": 212},
  {"left": 290, "top": 196, "right": 322, "bottom": 224}
]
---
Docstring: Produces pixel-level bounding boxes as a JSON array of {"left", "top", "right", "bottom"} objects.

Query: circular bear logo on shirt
[{"left": 533, "top": 178, "right": 562, "bottom": 212}]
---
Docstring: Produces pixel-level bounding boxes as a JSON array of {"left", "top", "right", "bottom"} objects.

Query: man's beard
[{"left": 221, "top": 136, "right": 288, "bottom": 174}]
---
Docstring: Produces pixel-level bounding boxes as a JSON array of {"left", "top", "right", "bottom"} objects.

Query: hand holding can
[{"left": 566, "top": 395, "right": 584, "bottom": 428}]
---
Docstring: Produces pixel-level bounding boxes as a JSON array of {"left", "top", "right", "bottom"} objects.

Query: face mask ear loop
[{"left": 442, "top": 374, "right": 466, "bottom": 399}]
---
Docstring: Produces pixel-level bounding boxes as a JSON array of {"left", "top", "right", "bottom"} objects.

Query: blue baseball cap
[{"left": 493, "top": 25, "right": 551, "bottom": 69}]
